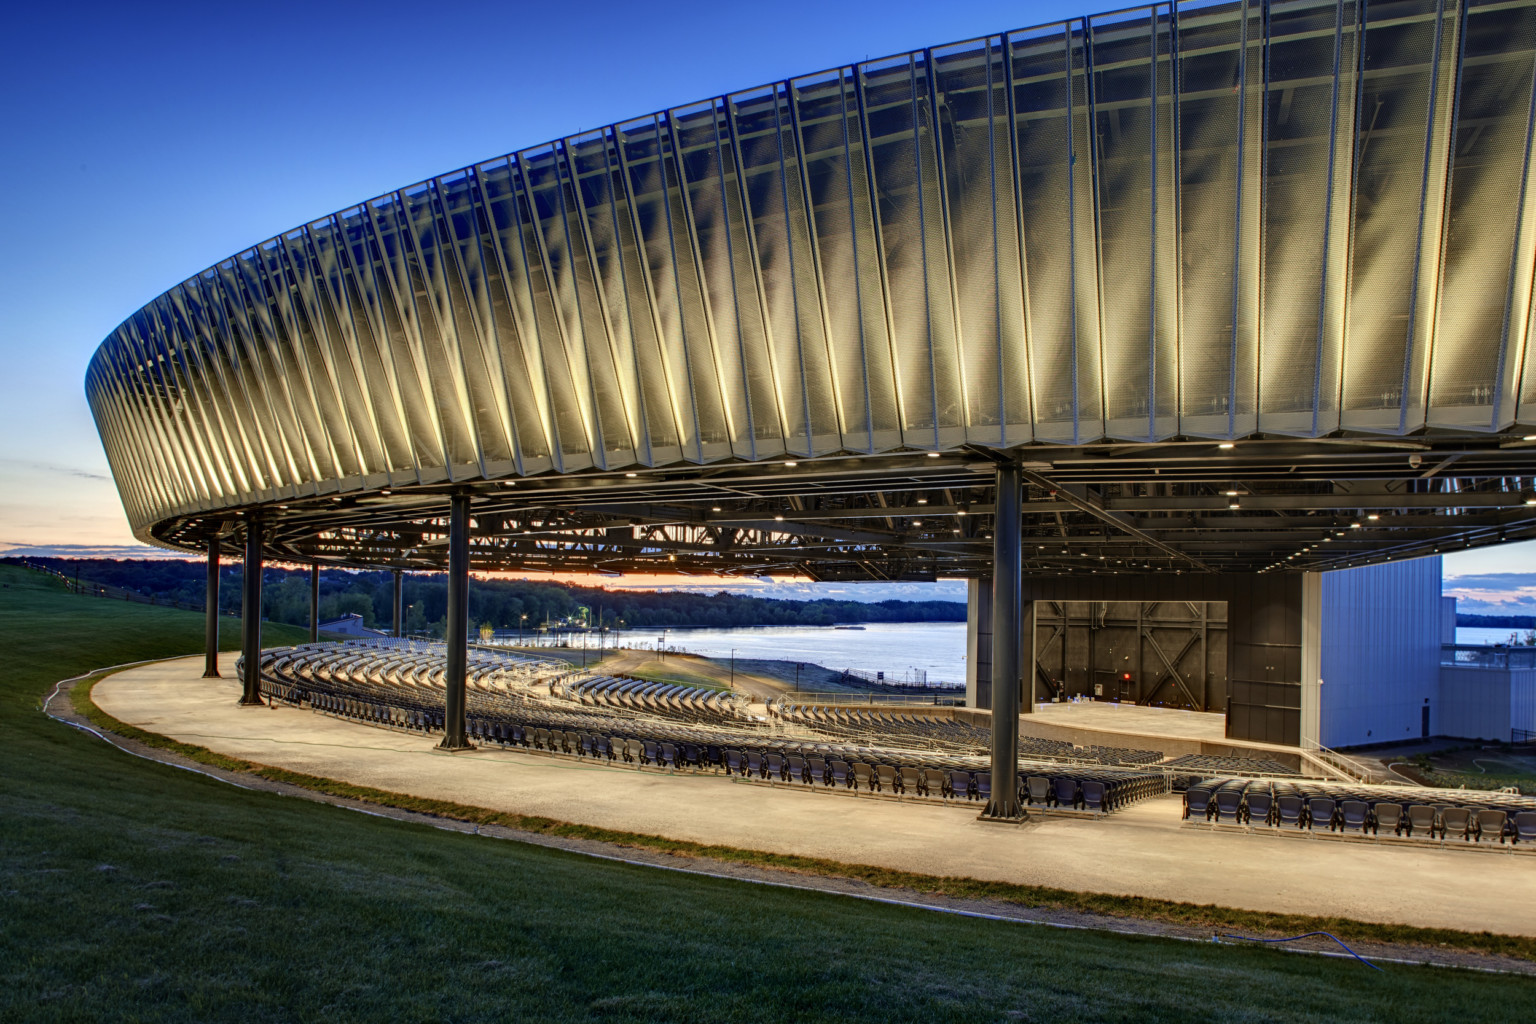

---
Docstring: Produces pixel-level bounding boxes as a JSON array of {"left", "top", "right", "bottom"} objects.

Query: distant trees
[
  {"left": 5, "top": 558, "right": 965, "bottom": 638},
  {"left": 1458, "top": 613, "right": 1536, "bottom": 629}
]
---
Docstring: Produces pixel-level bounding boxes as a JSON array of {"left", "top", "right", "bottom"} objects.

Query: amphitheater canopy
[{"left": 87, "top": 0, "right": 1536, "bottom": 578}]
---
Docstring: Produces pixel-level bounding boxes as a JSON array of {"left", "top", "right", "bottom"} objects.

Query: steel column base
[
  {"left": 434, "top": 739, "right": 477, "bottom": 752},
  {"left": 237, "top": 696, "right": 266, "bottom": 707},
  {"left": 976, "top": 808, "right": 1030, "bottom": 823}
]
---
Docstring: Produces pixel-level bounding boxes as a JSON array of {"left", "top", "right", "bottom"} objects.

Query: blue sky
[{"left": 0, "top": 0, "right": 1519, "bottom": 605}]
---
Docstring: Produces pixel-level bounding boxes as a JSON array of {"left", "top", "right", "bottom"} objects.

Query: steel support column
[
  {"left": 308, "top": 563, "right": 319, "bottom": 644},
  {"left": 982, "top": 462, "right": 1026, "bottom": 820},
  {"left": 239, "top": 517, "right": 264, "bottom": 705},
  {"left": 392, "top": 569, "right": 403, "bottom": 638},
  {"left": 203, "top": 537, "right": 220, "bottom": 678},
  {"left": 438, "top": 494, "right": 473, "bottom": 750}
]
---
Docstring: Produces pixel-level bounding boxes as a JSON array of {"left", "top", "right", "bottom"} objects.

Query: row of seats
[
  {"left": 767, "top": 702, "right": 1164, "bottom": 767},
  {"left": 308, "top": 691, "right": 444, "bottom": 731},
  {"left": 770, "top": 702, "right": 991, "bottom": 750},
  {"left": 1184, "top": 778, "right": 1536, "bottom": 844},
  {"left": 261, "top": 641, "right": 556, "bottom": 698},
  {"left": 1089, "top": 745, "right": 1164, "bottom": 766},
  {"left": 562, "top": 674, "right": 747, "bottom": 726},
  {"left": 259, "top": 643, "right": 1167, "bottom": 817},
  {"left": 465, "top": 718, "right": 1165, "bottom": 814},
  {"left": 1164, "top": 753, "right": 1301, "bottom": 777}
]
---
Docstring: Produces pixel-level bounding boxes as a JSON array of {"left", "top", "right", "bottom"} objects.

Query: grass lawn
[
  {"left": 490, "top": 644, "right": 614, "bottom": 670},
  {"left": 1385, "top": 744, "right": 1536, "bottom": 794},
  {"left": 620, "top": 657, "right": 737, "bottom": 692},
  {"left": 2, "top": 563, "right": 1532, "bottom": 1022}
]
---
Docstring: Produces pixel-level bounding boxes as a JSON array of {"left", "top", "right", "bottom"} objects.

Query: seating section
[
  {"left": 1181, "top": 777, "right": 1536, "bottom": 844},
  {"left": 561, "top": 674, "right": 749, "bottom": 726},
  {"left": 768, "top": 702, "right": 1162, "bottom": 766},
  {"left": 1162, "top": 753, "right": 1301, "bottom": 777},
  {"left": 252, "top": 641, "right": 1166, "bottom": 817},
  {"left": 770, "top": 703, "right": 991, "bottom": 749}
]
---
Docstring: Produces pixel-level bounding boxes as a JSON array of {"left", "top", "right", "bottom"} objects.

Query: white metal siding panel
[
  {"left": 1318, "top": 555, "right": 1441, "bottom": 748},
  {"left": 1438, "top": 666, "right": 1514, "bottom": 741}
]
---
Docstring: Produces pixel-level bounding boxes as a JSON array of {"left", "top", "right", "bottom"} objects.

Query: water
[
  {"left": 616, "top": 621, "right": 967, "bottom": 686},
  {"left": 1456, "top": 626, "right": 1536, "bottom": 646}
]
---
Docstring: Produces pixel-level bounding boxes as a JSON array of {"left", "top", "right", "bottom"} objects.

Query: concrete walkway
[{"left": 95, "top": 654, "right": 1536, "bottom": 936}]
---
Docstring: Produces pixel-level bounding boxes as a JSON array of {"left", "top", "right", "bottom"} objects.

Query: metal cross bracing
[
  {"left": 150, "top": 437, "right": 1536, "bottom": 579},
  {"left": 1034, "top": 600, "right": 1226, "bottom": 711}
]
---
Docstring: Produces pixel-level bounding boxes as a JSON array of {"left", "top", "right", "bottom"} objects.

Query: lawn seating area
[{"left": 1181, "top": 777, "right": 1536, "bottom": 846}]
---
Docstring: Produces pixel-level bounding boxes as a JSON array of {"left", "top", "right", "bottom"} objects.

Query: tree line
[
  {"left": 5, "top": 558, "right": 964, "bottom": 637},
  {"left": 1457, "top": 613, "right": 1536, "bottom": 629}
]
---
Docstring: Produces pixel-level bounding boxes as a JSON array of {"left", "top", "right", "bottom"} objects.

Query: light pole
[
  {"left": 795, "top": 662, "right": 801, "bottom": 693},
  {"left": 519, "top": 613, "right": 526, "bottom": 647},
  {"left": 730, "top": 648, "right": 735, "bottom": 690}
]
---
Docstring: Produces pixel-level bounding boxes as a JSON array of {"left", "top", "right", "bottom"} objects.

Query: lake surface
[
  {"left": 1456, "top": 626, "right": 1536, "bottom": 646},
  {"left": 615, "top": 621, "right": 967, "bottom": 686},
  {"left": 541, "top": 622, "right": 1515, "bottom": 680}
]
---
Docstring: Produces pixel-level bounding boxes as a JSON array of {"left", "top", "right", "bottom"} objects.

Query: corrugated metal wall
[
  {"left": 1317, "top": 555, "right": 1441, "bottom": 747},
  {"left": 1438, "top": 667, "right": 1515, "bottom": 741}
]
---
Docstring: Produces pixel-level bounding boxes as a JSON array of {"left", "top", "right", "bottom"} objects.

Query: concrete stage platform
[
  {"left": 94, "top": 654, "right": 1536, "bottom": 937},
  {"left": 954, "top": 700, "right": 1309, "bottom": 771}
]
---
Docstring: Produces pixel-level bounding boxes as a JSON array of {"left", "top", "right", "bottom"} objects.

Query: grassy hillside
[{"left": 0, "top": 563, "right": 1529, "bottom": 1021}]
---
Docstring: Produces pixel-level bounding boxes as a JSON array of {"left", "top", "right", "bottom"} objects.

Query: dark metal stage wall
[
  {"left": 973, "top": 575, "right": 1303, "bottom": 746},
  {"left": 1033, "top": 601, "right": 1228, "bottom": 711}
]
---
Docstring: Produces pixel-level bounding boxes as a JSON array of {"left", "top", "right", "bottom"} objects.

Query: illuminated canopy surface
[{"left": 86, "top": 0, "right": 1536, "bottom": 578}]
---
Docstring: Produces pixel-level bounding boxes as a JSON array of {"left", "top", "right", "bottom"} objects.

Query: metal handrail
[
  {"left": 770, "top": 691, "right": 963, "bottom": 707},
  {"left": 1303, "top": 745, "right": 1399, "bottom": 785}
]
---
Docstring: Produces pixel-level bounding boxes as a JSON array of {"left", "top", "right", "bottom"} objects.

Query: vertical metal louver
[{"left": 87, "top": 0, "right": 1536, "bottom": 538}]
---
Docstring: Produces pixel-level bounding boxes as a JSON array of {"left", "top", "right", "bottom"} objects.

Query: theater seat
[
  {"left": 1405, "top": 804, "right": 1439, "bottom": 838},
  {"left": 1339, "top": 800, "right": 1370, "bottom": 834},
  {"left": 1514, "top": 811, "right": 1536, "bottom": 844},
  {"left": 1474, "top": 808, "right": 1508, "bottom": 844},
  {"left": 1026, "top": 777, "right": 1051, "bottom": 806}
]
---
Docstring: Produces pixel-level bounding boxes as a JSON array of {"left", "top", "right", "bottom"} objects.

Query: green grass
[
  {"left": 1393, "top": 748, "right": 1536, "bottom": 794},
  {"left": 620, "top": 658, "right": 736, "bottom": 692},
  {"left": 2, "top": 564, "right": 1534, "bottom": 1022}
]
